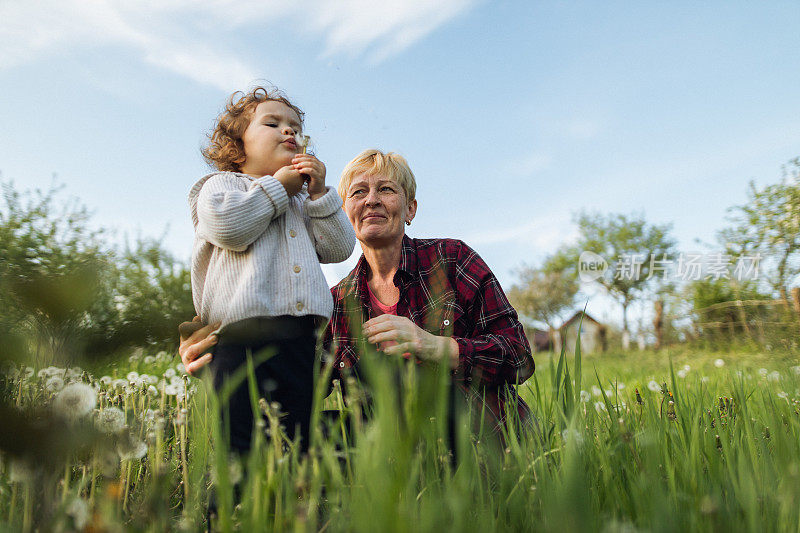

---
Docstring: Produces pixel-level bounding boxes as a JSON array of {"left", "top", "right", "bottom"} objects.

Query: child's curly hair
[{"left": 202, "top": 86, "right": 305, "bottom": 172}]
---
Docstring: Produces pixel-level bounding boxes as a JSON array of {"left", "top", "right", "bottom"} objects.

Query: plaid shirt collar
[{"left": 342, "top": 234, "right": 418, "bottom": 301}]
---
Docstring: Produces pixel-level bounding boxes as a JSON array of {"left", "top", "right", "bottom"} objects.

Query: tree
[
  {"left": 719, "top": 158, "right": 800, "bottom": 305},
  {"left": 508, "top": 250, "right": 579, "bottom": 348},
  {"left": 112, "top": 236, "right": 195, "bottom": 348},
  {"left": 572, "top": 211, "right": 676, "bottom": 347},
  {"left": 0, "top": 179, "right": 194, "bottom": 362}
]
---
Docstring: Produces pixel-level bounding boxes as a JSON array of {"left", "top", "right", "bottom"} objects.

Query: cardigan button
[
  {"left": 289, "top": 230, "right": 297, "bottom": 238},
  {"left": 293, "top": 265, "right": 301, "bottom": 273},
  {"left": 339, "top": 361, "right": 345, "bottom": 368},
  {"left": 443, "top": 319, "right": 450, "bottom": 326},
  {"left": 296, "top": 302, "right": 304, "bottom": 311}
]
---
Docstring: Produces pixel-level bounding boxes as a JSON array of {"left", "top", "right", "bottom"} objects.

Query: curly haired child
[{"left": 188, "top": 86, "right": 356, "bottom": 455}]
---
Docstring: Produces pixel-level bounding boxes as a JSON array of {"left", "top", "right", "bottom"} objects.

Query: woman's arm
[
  {"left": 196, "top": 173, "right": 289, "bottom": 251},
  {"left": 449, "top": 244, "right": 534, "bottom": 388},
  {"left": 303, "top": 188, "right": 357, "bottom": 263}
]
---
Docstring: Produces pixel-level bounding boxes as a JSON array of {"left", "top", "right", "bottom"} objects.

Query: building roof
[{"left": 560, "top": 311, "right": 603, "bottom": 329}]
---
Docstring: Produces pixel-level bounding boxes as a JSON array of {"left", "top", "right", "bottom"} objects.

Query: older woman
[
  {"left": 324, "top": 149, "right": 533, "bottom": 430},
  {"left": 179, "top": 149, "right": 534, "bottom": 431}
]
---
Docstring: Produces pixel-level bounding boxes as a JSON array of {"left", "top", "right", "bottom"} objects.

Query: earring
[{"left": 405, "top": 220, "right": 411, "bottom": 226}]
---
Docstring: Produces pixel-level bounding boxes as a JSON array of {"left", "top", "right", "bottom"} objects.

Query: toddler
[{"left": 189, "top": 86, "right": 355, "bottom": 454}]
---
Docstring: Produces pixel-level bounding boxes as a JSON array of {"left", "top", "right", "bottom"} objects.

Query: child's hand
[
  {"left": 293, "top": 154, "right": 326, "bottom": 200},
  {"left": 274, "top": 165, "right": 305, "bottom": 196}
]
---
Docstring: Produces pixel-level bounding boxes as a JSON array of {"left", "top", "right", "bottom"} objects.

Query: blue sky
[{"left": 2, "top": 1, "right": 799, "bottom": 328}]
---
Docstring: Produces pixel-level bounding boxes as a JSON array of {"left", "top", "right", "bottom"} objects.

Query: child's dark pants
[{"left": 209, "top": 315, "right": 319, "bottom": 454}]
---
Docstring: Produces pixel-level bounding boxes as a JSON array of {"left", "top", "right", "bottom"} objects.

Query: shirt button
[
  {"left": 289, "top": 230, "right": 297, "bottom": 238},
  {"left": 443, "top": 319, "right": 450, "bottom": 326},
  {"left": 296, "top": 302, "right": 304, "bottom": 311},
  {"left": 339, "top": 361, "right": 345, "bottom": 368},
  {"left": 293, "top": 265, "right": 301, "bottom": 273}
]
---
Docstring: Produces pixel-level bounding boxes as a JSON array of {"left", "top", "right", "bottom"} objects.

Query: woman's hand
[
  {"left": 178, "top": 316, "right": 220, "bottom": 376},
  {"left": 363, "top": 315, "right": 459, "bottom": 368},
  {"left": 292, "top": 154, "right": 326, "bottom": 200}
]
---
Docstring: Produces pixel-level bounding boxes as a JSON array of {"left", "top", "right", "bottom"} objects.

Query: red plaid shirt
[{"left": 322, "top": 236, "right": 535, "bottom": 429}]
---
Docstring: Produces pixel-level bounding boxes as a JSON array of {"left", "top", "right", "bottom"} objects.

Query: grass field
[{"left": 1, "top": 344, "right": 799, "bottom": 532}]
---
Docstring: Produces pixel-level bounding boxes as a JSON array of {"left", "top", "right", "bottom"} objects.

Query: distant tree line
[
  {"left": 509, "top": 158, "right": 800, "bottom": 352},
  {"left": 0, "top": 179, "right": 194, "bottom": 365}
]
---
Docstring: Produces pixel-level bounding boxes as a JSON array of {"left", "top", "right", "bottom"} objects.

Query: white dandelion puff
[
  {"left": 777, "top": 391, "right": 789, "bottom": 400},
  {"left": 99, "top": 376, "right": 112, "bottom": 386},
  {"left": 54, "top": 383, "right": 97, "bottom": 420},
  {"left": 683, "top": 364, "right": 691, "bottom": 372},
  {"left": 759, "top": 368, "right": 768, "bottom": 377},
  {"left": 66, "top": 497, "right": 89, "bottom": 530},
  {"left": 701, "top": 376, "right": 710, "bottom": 383},
  {"left": 164, "top": 368, "right": 176, "bottom": 379},
  {"left": 116, "top": 439, "right": 148, "bottom": 461},
  {"left": 96, "top": 407, "right": 126, "bottom": 433},
  {"left": 580, "top": 390, "right": 591, "bottom": 403},
  {"left": 647, "top": 380, "right": 661, "bottom": 392},
  {"left": 591, "top": 386, "right": 602, "bottom": 397},
  {"left": 9, "top": 459, "right": 34, "bottom": 483},
  {"left": 144, "top": 356, "right": 156, "bottom": 365},
  {"left": 768, "top": 371, "right": 780, "bottom": 382},
  {"left": 677, "top": 369, "right": 687, "bottom": 379},
  {"left": 46, "top": 376, "right": 65, "bottom": 392},
  {"left": 594, "top": 401, "right": 607, "bottom": 413},
  {"left": 561, "top": 428, "right": 584, "bottom": 446},
  {"left": 714, "top": 359, "right": 725, "bottom": 368},
  {"left": 176, "top": 362, "right": 186, "bottom": 374},
  {"left": 126, "top": 371, "right": 139, "bottom": 382}
]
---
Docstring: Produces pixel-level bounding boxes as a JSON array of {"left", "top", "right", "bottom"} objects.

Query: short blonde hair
[{"left": 338, "top": 149, "right": 417, "bottom": 203}]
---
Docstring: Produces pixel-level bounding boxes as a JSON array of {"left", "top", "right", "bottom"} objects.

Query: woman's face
[{"left": 343, "top": 173, "right": 417, "bottom": 248}]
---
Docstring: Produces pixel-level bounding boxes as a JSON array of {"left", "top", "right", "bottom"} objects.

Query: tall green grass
[{"left": 1, "top": 339, "right": 799, "bottom": 532}]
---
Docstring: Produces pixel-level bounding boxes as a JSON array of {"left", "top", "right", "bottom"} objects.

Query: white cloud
[
  {"left": 463, "top": 213, "right": 578, "bottom": 251},
  {"left": 0, "top": 0, "right": 479, "bottom": 87}
]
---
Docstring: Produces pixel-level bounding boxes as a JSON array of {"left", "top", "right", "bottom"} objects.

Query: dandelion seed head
[
  {"left": 561, "top": 428, "right": 584, "bottom": 446},
  {"left": 777, "top": 391, "right": 789, "bottom": 400},
  {"left": 46, "top": 376, "right": 65, "bottom": 392},
  {"left": 144, "top": 356, "right": 156, "bottom": 364},
  {"left": 9, "top": 459, "right": 34, "bottom": 483},
  {"left": 580, "top": 390, "right": 591, "bottom": 403},
  {"left": 591, "top": 385, "right": 602, "bottom": 397},
  {"left": 714, "top": 358, "right": 725, "bottom": 368},
  {"left": 683, "top": 364, "right": 691, "bottom": 372},
  {"left": 759, "top": 368, "right": 768, "bottom": 377},
  {"left": 66, "top": 497, "right": 89, "bottom": 530},
  {"left": 768, "top": 371, "right": 780, "bottom": 382},
  {"left": 647, "top": 380, "right": 660, "bottom": 392},
  {"left": 54, "top": 383, "right": 97, "bottom": 420},
  {"left": 164, "top": 368, "right": 176, "bottom": 379},
  {"left": 117, "top": 439, "right": 147, "bottom": 461},
  {"left": 677, "top": 369, "right": 687, "bottom": 379},
  {"left": 96, "top": 407, "right": 126, "bottom": 433},
  {"left": 594, "top": 401, "right": 607, "bottom": 413}
]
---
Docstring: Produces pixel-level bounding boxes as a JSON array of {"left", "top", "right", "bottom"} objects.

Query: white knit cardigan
[{"left": 188, "top": 171, "right": 356, "bottom": 327}]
